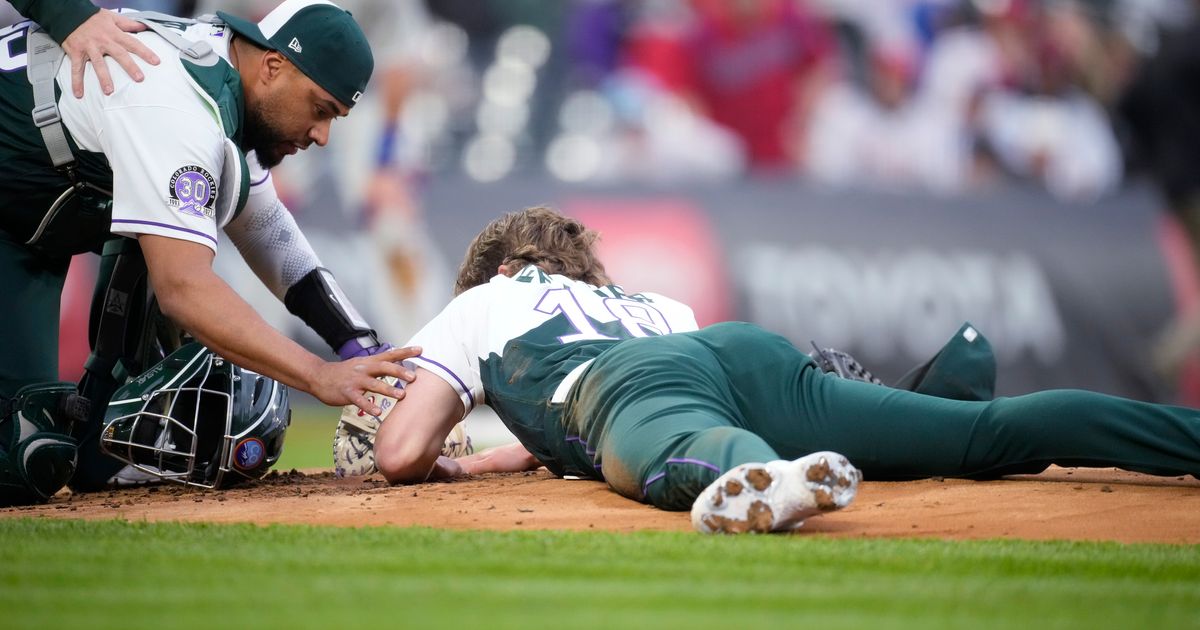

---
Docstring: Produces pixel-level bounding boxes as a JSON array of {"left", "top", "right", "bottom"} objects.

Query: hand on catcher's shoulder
[{"left": 63, "top": 9, "right": 160, "bottom": 97}]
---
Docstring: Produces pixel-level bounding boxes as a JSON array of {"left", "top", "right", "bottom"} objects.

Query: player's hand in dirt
[
  {"left": 306, "top": 346, "right": 421, "bottom": 415},
  {"left": 427, "top": 456, "right": 465, "bottom": 480},
  {"left": 457, "top": 443, "right": 540, "bottom": 475},
  {"left": 64, "top": 9, "right": 161, "bottom": 98}
]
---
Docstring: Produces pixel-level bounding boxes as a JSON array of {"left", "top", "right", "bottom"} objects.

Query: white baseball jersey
[
  {"left": 406, "top": 265, "right": 699, "bottom": 418},
  {"left": 54, "top": 19, "right": 275, "bottom": 253}
]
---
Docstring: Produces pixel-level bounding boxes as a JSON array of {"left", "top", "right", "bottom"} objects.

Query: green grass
[
  {"left": 1, "top": 518, "right": 1198, "bottom": 629},
  {"left": 276, "top": 403, "right": 508, "bottom": 470},
  {"left": 241, "top": 406, "right": 1200, "bottom": 628},
  {"left": 275, "top": 403, "right": 336, "bottom": 471}
]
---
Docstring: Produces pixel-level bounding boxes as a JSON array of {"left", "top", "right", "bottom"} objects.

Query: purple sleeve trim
[
  {"left": 641, "top": 472, "right": 667, "bottom": 494},
  {"left": 665, "top": 457, "right": 721, "bottom": 473},
  {"left": 250, "top": 172, "right": 271, "bottom": 187},
  {"left": 564, "top": 435, "right": 595, "bottom": 455},
  {"left": 111, "top": 219, "right": 218, "bottom": 247},
  {"left": 410, "top": 355, "right": 476, "bottom": 407},
  {"left": 641, "top": 458, "right": 722, "bottom": 495}
]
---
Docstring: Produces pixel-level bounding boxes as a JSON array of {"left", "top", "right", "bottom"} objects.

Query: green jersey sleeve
[{"left": 10, "top": 0, "right": 100, "bottom": 44}]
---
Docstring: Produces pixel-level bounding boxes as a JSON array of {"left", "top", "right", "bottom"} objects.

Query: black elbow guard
[{"left": 283, "top": 268, "right": 376, "bottom": 353}]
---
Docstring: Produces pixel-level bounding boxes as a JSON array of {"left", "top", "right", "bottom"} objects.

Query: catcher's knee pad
[{"left": 0, "top": 382, "right": 82, "bottom": 506}]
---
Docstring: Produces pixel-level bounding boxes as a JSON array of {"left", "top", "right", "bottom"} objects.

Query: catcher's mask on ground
[{"left": 101, "top": 343, "right": 290, "bottom": 489}]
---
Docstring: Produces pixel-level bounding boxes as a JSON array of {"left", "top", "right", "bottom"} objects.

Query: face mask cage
[{"left": 101, "top": 354, "right": 237, "bottom": 489}]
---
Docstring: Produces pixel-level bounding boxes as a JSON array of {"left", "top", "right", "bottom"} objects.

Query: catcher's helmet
[{"left": 101, "top": 343, "right": 290, "bottom": 489}]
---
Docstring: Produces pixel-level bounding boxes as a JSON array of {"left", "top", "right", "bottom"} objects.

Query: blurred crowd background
[
  {"left": 6, "top": 0, "right": 1200, "bottom": 404},
  {"left": 5, "top": 0, "right": 1197, "bottom": 199}
]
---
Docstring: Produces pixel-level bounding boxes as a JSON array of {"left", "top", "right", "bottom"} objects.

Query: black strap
[
  {"left": 77, "top": 237, "right": 149, "bottom": 424},
  {"left": 283, "top": 267, "right": 377, "bottom": 352},
  {"left": 72, "top": 238, "right": 154, "bottom": 489},
  {"left": 57, "top": 392, "right": 92, "bottom": 426},
  {"left": 1, "top": 390, "right": 91, "bottom": 430}
]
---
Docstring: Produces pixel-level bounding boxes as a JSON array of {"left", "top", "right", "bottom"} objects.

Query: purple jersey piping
[
  {"left": 565, "top": 435, "right": 603, "bottom": 471},
  {"left": 641, "top": 458, "right": 722, "bottom": 495},
  {"left": 111, "top": 219, "right": 217, "bottom": 246},
  {"left": 564, "top": 435, "right": 596, "bottom": 455},
  {"left": 410, "top": 355, "right": 475, "bottom": 407}
]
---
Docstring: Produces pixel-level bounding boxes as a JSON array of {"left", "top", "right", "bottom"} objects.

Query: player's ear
[
  {"left": 261, "top": 51, "right": 287, "bottom": 83},
  {"left": 497, "top": 264, "right": 510, "bottom": 277}
]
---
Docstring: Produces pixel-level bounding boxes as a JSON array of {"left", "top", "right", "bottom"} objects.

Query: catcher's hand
[
  {"left": 333, "top": 375, "right": 473, "bottom": 477},
  {"left": 808, "top": 342, "right": 884, "bottom": 385}
]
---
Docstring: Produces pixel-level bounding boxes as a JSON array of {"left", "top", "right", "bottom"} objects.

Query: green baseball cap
[{"left": 217, "top": 0, "right": 373, "bottom": 108}]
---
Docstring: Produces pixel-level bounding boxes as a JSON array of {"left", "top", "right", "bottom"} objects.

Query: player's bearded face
[{"left": 243, "top": 89, "right": 299, "bottom": 170}]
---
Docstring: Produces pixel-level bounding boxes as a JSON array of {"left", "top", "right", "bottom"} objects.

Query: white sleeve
[
  {"left": 405, "top": 287, "right": 491, "bottom": 414},
  {"left": 222, "top": 164, "right": 323, "bottom": 300},
  {"left": 100, "top": 104, "right": 227, "bottom": 252}
]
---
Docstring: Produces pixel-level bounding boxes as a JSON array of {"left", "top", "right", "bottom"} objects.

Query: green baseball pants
[
  {"left": 0, "top": 230, "right": 69, "bottom": 398},
  {"left": 574, "top": 322, "right": 1200, "bottom": 511}
]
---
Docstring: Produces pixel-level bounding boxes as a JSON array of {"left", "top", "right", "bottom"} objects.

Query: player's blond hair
[{"left": 454, "top": 206, "right": 611, "bottom": 295}]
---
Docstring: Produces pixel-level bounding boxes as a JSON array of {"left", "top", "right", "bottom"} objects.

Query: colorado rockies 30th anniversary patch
[{"left": 168, "top": 165, "right": 217, "bottom": 219}]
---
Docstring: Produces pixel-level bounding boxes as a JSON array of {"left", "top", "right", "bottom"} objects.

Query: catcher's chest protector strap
[
  {"left": 71, "top": 238, "right": 153, "bottom": 491},
  {"left": 26, "top": 25, "right": 76, "bottom": 192},
  {"left": 80, "top": 238, "right": 150, "bottom": 401}
]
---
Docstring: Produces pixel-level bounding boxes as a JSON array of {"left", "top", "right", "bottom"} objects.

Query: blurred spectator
[
  {"left": 804, "top": 40, "right": 964, "bottom": 193},
  {"left": 977, "top": 87, "right": 1122, "bottom": 201},
  {"left": 564, "top": 0, "right": 628, "bottom": 89},
  {"left": 807, "top": 0, "right": 1123, "bottom": 200},
  {"left": 625, "top": 0, "right": 835, "bottom": 172},
  {"left": 540, "top": 0, "right": 745, "bottom": 184},
  {"left": 10, "top": 0, "right": 1172, "bottom": 199},
  {"left": 1120, "top": 2, "right": 1200, "bottom": 373},
  {"left": 1120, "top": 5, "right": 1200, "bottom": 221},
  {"left": 973, "top": 0, "right": 1124, "bottom": 201}
]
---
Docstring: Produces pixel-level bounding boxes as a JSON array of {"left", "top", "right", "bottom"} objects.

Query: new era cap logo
[{"left": 288, "top": 37, "right": 302, "bottom": 53}]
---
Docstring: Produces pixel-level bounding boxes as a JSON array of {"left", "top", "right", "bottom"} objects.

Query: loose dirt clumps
[{"left": 2, "top": 467, "right": 1198, "bottom": 543}]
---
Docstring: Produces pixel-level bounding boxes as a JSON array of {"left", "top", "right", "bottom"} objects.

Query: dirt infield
[{"left": 3, "top": 466, "right": 1197, "bottom": 543}]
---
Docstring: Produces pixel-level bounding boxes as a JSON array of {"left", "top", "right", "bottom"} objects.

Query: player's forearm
[
  {"left": 458, "top": 442, "right": 540, "bottom": 475},
  {"left": 10, "top": 0, "right": 99, "bottom": 43},
  {"left": 154, "top": 269, "right": 324, "bottom": 394},
  {"left": 374, "top": 373, "right": 467, "bottom": 484}
]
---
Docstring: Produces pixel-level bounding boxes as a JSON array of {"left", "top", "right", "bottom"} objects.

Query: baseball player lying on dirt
[{"left": 335, "top": 206, "right": 1200, "bottom": 534}]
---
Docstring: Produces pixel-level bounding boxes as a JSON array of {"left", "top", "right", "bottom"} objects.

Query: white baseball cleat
[{"left": 691, "top": 451, "right": 860, "bottom": 534}]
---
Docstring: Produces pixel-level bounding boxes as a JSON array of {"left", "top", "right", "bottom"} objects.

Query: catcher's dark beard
[{"left": 242, "top": 103, "right": 291, "bottom": 170}]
